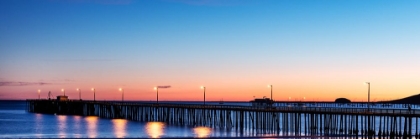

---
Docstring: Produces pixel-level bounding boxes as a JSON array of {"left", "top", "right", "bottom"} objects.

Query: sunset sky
[{"left": 1, "top": 0, "right": 419, "bottom": 101}]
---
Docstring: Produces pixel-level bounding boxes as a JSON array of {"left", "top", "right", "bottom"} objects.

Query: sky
[{"left": 1, "top": 0, "right": 419, "bottom": 101}]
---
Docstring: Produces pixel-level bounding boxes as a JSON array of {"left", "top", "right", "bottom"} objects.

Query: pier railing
[{"left": 26, "top": 99, "right": 420, "bottom": 116}]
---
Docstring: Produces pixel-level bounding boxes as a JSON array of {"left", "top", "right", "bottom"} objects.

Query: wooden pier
[{"left": 27, "top": 99, "right": 420, "bottom": 138}]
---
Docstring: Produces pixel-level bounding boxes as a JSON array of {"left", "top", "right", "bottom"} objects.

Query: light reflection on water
[
  {"left": 112, "top": 119, "right": 127, "bottom": 138},
  {"left": 57, "top": 115, "right": 67, "bottom": 138},
  {"left": 73, "top": 116, "right": 82, "bottom": 138},
  {"left": 85, "top": 116, "right": 98, "bottom": 138},
  {"left": 145, "top": 122, "right": 165, "bottom": 138},
  {"left": 35, "top": 114, "right": 43, "bottom": 138},
  {"left": 193, "top": 126, "right": 212, "bottom": 138}
]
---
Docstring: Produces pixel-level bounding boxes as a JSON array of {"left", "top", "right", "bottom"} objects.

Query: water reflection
[
  {"left": 85, "top": 116, "right": 98, "bottom": 138},
  {"left": 73, "top": 116, "right": 82, "bottom": 138},
  {"left": 112, "top": 119, "right": 127, "bottom": 138},
  {"left": 57, "top": 115, "right": 67, "bottom": 138},
  {"left": 193, "top": 126, "right": 212, "bottom": 138},
  {"left": 145, "top": 122, "right": 165, "bottom": 138},
  {"left": 35, "top": 114, "right": 43, "bottom": 138}
]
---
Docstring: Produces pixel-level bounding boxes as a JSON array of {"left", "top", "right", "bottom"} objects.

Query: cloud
[
  {"left": 43, "top": 58, "right": 117, "bottom": 62},
  {"left": 64, "top": 79, "right": 75, "bottom": 82},
  {"left": 0, "top": 81, "right": 53, "bottom": 86},
  {"left": 157, "top": 86, "right": 171, "bottom": 88}
]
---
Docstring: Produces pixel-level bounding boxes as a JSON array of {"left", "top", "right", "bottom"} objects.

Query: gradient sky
[{"left": 1, "top": 0, "right": 419, "bottom": 101}]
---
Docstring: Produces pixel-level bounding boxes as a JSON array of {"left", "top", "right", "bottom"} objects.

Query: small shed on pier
[
  {"left": 57, "top": 96, "right": 68, "bottom": 101},
  {"left": 250, "top": 98, "right": 273, "bottom": 107}
]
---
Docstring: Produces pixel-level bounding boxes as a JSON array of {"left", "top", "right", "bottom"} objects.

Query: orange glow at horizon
[
  {"left": 5, "top": 84, "right": 418, "bottom": 102},
  {"left": 3, "top": 74, "right": 419, "bottom": 102}
]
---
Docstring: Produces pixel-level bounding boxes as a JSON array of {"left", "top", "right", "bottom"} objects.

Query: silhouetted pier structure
[{"left": 27, "top": 99, "right": 420, "bottom": 138}]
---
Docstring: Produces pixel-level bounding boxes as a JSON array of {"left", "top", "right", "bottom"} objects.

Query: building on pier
[
  {"left": 250, "top": 97, "right": 273, "bottom": 108},
  {"left": 56, "top": 96, "right": 68, "bottom": 101}
]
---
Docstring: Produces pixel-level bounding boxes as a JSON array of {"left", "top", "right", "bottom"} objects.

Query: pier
[{"left": 27, "top": 99, "right": 420, "bottom": 138}]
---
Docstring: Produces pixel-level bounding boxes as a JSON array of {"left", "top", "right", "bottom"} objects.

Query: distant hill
[
  {"left": 382, "top": 94, "right": 420, "bottom": 104},
  {"left": 335, "top": 98, "right": 351, "bottom": 103}
]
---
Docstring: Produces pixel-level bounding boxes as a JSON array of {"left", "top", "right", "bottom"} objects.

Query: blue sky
[{"left": 1, "top": 0, "right": 419, "bottom": 100}]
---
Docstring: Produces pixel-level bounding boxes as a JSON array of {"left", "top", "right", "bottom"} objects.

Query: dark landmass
[
  {"left": 381, "top": 94, "right": 420, "bottom": 104},
  {"left": 335, "top": 98, "right": 351, "bottom": 103}
]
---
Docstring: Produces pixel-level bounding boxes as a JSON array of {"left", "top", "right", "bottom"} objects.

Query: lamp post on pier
[
  {"left": 77, "top": 88, "right": 81, "bottom": 100},
  {"left": 365, "top": 82, "right": 370, "bottom": 111},
  {"left": 267, "top": 85, "right": 275, "bottom": 107},
  {"left": 38, "top": 89, "right": 40, "bottom": 99},
  {"left": 153, "top": 86, "right": 170, "bottom": 104},
  {"left": 119, "top": 88, "right": 124, "bottom": 102},
  {"left": 200, "top": 86, "right": 206, "bottom": 106},
  {"left": 154, "top": 87, "right": 158, "bottom": 104},
  {"left": 91, "top": 88, "right": 95, "bottom": 101},
  {"left": 365, "top": 81, "right": 372, "bottom": 135},
  {"left": 268, "top": 85, "right": 273, "bottom": 101}
]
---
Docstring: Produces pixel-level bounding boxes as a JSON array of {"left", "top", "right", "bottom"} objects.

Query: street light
[
  {"left": 268, "top": 85, "right": 273, "bottom": 101},
  {"left": 77, "top": 88, "right": 81, "bottom": 100},
  {"left": 365, "top": 82, "right": 371, "bottom": 133},
  {"left": 153, "top": 86, "right": 171, "bottom": 104},
  {"left": 119, "top": 88, "right": 124, "bottom": 102},
  {"left": 201, "top": 86, "right": 206, "bottom": 105},
  {"left": 61, "top": 89, "right": 65, "bottom": 96},
  {"left": 365, "top": 82, "right": 370, "bottom": 111},
  {"left": 38, "top": 89, "right": 40, "bottom": 99},
  {"left": 91, "top": 88, "right": 96, "bottom": 101},
  {"left": 154, "top": 87, "right": 158, "bottom": 104}
]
